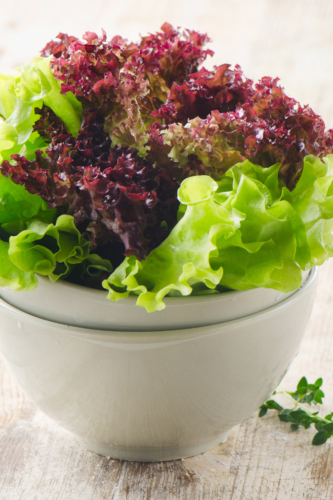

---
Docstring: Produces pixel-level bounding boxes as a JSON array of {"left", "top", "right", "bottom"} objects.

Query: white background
[{"left": 0, "top": 0, "right": 332, "bottom": 125}]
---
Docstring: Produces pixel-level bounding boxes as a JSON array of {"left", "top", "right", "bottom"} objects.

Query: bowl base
[{"left": 74, "top": 431, "right": 230, "bottom": 462}]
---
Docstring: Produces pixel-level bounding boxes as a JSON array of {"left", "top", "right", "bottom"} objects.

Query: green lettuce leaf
[
  {"left": 0, "top": 239, "right": 37, "bottom": 291},
  {"left": 65, "top": 253, "right": 114, "bottom": 289},
  {"left": 8, "top": 215, "right": 91, "bottom": 282},
  {"left": 0, "top": 57, "right": 82, "bottom": 162},
  {"left": 0, "top": 172, "right": 55, "bottom": 224},
  {"left": 0, "top": 172, "right": 56, "bottom": 291},
  {"left": 280, "top": 155, "right": 333, "bottom": 266},
  {"left": 81, "top": 254, "right": 113, "bottom": 277},
  {"left": 103, "top": 155, "right": 333, "bottom": 312},
  {"left": 212, "top": 162, "right": 307, "bottom": 291}
]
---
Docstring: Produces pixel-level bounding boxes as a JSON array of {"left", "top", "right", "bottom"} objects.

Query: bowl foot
[{"left": 74, "top": 431, "right": 230, "bottom": 462}]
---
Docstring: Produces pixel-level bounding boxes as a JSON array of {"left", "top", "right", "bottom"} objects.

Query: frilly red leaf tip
[{"left": 160, "top": 22, "right": 174, "bottom": 35}]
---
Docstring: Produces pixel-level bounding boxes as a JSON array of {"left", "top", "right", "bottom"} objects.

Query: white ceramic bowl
[
  {"left": 0, "top": 271, "right": 310, "bottom": 331},
  {"left": 0, "top": 269, "right": 317, "bottom": 461}
]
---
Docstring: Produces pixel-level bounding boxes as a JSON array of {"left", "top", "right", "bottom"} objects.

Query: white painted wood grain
[{"left": 0, "top": 0, "right": 332, "bottom": 123}]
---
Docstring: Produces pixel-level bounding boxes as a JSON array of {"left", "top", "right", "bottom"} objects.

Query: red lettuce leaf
[
  {"left": 152, "top": 64, "right": 253, "bottom": 124},
  {"left": 138, "top": 22, "right": 213, "bottom": 88},
  {"left": 40, "top": 26, "right": 333, "bottom": 189},
  {"left": 160, "top": 74, "right": 333, "bottom": 188},
  {"left": 0, "top": 106, "right": 179, "bottom": 261},
  {"left": 41, "top": 24, "right": 213, "bottom": 155}
]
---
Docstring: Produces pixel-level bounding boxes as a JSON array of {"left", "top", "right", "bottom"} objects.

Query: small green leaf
[
  {"left": 312, "top": 431, "right": 330, "bottom": 446},
  {"left": 266, "top": 400, "right": 284, "bottom": 411},
  {"left": 259, "top": 405, "right": 268, "bottom": 418},
  {"left": 314, "top": 392, "right": 324, "bottom": 404},
  {"left": 279, "top": 410, "right": 294, "bottom": 423},
  {"left": 315, "top": 422, "right": 324, "bottom": 431},
  {"left": 291, "top": 423, "right": 299, "bottom": 431},
  {"left": 315, "top": 378, "right": 323, "bottom": 388},
  {"left": 297, "top": 377, "right": 308, "bottom": 391},
  {"left": 323, "top": 422, "right": 333, "bottom": 433},
  {"left": 290, "top": 409, "right": 308, "bottom": 423}
]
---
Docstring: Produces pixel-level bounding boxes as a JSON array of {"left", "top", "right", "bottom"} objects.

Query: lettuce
[
  {"left": 0, "top": 172, "right": 55, "bottom": 225},
  {"left": 1, "top": 27, "right": 333, "bottom": 304},
  {"left": 0, "top": 58, "right": 82, "bottom": 162},
  {"left": 0, "top": 208, "right": 113, "bottom": 291},
  {"left": 103, "top": 155, "right": 333, "bottom": 312},
  {"left": 0, "top": 239, "right": 37, "bottom": 291},
  {"left": 43, "top": 26, "right": 212, "bottom": 157},
  {"left": 8, "top": 215, "right": 91, "bottom": 282},
  {"left": 103, "top": 176, "right": 231, "bottom": 312},
  {"left": 0, "top": 109, "right": 179, "bottom": 261},
  {"left": 0, "top": 170, "right": 114, "bottom": 291},
  {"left": 0, "top": 172, "right": 56, "bottom": 290}
]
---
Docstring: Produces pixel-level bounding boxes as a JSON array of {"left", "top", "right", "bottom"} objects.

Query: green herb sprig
[{"left": 259, "top": 377, "right": 333, "bottom": 445}]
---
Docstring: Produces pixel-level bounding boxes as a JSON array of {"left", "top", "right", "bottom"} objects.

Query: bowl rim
[
  {"left": 34, "top": 268, "right": 311, "bottom": 307},
  {"left": 0, "top": 267, "right": 317, "bottom": 344}
]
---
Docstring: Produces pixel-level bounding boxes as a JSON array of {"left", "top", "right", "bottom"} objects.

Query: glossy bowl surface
[
  {"left": 0, "top": 269, "right": 317, "bottom": 461},
  {"left": 0, "top": 271, "right": 310, "bottom": 331}
]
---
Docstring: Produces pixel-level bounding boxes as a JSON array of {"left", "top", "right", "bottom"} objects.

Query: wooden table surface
[{"left": 1, "top": 1, "right": 333, "bottom": 498}]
